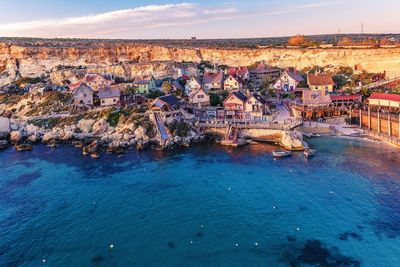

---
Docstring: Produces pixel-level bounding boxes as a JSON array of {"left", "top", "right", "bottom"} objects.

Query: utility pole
[{"left": 361, "top": 22, "right": 364, "bottom": 34}]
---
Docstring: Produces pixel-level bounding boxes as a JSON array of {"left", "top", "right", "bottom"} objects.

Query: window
[
  {"left": 325, "top": 86, "right": 329, "bottom": 90},
  {"left": 83, "top": 93, "right": 87, "bottom": 97},
  {"left": 113, "top": 98, "right": 116, "bottom": 102},
  {"left": 197, "top": 95, "right": 204, "bottom": 99},
  {"left": 315, "top": 86, "right": 319, "bottom": 90},
  {"left": 102, "top": 100, "right": 105, "bottom": 103}
]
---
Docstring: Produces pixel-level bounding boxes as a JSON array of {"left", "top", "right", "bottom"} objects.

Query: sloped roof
[
  {"left": 330, "top": 95, "right": 361, "bottom": 101},
  {"left": 286, "top": 70, "right": 304, "bottom": 82},
  {"left": 368, "top": 93, "right": 400, "bottom": 103},
  {"left": 189, "top": 87, "right": 208, "bottom": 99},
  {"left": 307, "top": 73, "right": 334, "bottom": 86},
  {"left": 73, "top": 83, "right": 94, "bottom": 96},
  {"left": 172, "top": 80, "right": 185, "bottom": 91},
  {"left": 203, "top": 72, "right": 223, "bottom": 84},
  {"left": 98, "top": 87, "right": 120, "bottom": 99},
  {"left": 133, "top": 76, "right": 153, "bottom": 85},
  {"left": 251, "top": 93, "right": 266, "bottom": 104},
  {"left": 85, "top": 73, "right": 113, "bottom": 82},
  {"left": 224, "top": 91, "right": 248, "bottom": 103},
  {"left": 158, "top": 94, "right": 180, "bottom": 106}
]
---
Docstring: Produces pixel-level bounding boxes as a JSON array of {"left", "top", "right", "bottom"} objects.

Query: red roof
[
  {"left": 330, "top": 95, "right": 360, "bottom": 101},
  {"left": 368, "top": 93, "right": 400, "bottom": 103},
  {"left": 307, "top": 73, "right": 334, "bottom": 86}
]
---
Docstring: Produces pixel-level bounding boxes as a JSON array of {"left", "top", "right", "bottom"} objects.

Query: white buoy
[
  {"left": 273, "top": 206, "right": 276, "bottom": 209},
  {"left": 110, "top": 244, "right": 114, "bottom": 249},
  {"left": 200, "top": 225, "right": 204, "bottom": 228},
  {"left": 228, "top": 187, "right": 231, "bottom": 191},
  {"left": 330, "top": 191, "right": 334, "bottom": 194},
  {"left": 42, "top": 259, "right": 46, "bottom": 263},
  {"left": 296, "top": 227, "right": 300, "bottom": 231},
  {"left": 255, "top": 242, "right": 258, "bottom": 246},
  {"left": 190, "top": 240, "right": 193, "bottom": 244},
  {"left": 235, "top": 243, "right": 239, "bottom": 247},
  {"left": 93, "top": 201, "right": 96, "bottom": 205}
]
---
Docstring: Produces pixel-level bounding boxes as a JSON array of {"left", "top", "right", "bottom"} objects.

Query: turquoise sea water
[{"left": 1, "top": 137, "right": 400, "bottom": 266}]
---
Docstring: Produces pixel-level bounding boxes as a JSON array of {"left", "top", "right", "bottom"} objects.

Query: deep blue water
[{"left": 1, "top": 138, "right": 400, "bottom": 266}]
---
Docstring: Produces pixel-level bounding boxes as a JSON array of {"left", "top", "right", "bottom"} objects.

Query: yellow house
[{"left": 307, "top": 73, "right": 334, "bottom": 92}]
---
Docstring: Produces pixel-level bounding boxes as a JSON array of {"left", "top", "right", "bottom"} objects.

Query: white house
[
  {"left": 223, "top": 75, "right": 240, "bottom": 91},
  {"left": 98, "top": 87, "right": 120, "bottom": 106},
  {"left": 273, "top": 70, "right": 304, "bottom": 92},
  {"left": 185, "top": 77, "right": 202, "bottom": 95},
  {"left": 203, "top": 72, "right": 223, "bottom": 92},
  {"left": 73, "top": 83, "right": 94, "bottom": 106},
  {"left": 189, "top": 88, "right": 210, "bottom": 108},
  {"left": 84, "top": 74, "right": 114, "bottom": 91}
]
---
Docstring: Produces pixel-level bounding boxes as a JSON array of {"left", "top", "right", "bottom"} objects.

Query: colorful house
[
  {"left": 273, "top": 70, "right": 304, "bottom": 91},
  {"left": 185, "top": 77, "right": 202, "bottom": 95},
  {"left": 367, "top": 93, "right": 400, "bottom": 108},
  {"left": 307, "top": 73, "right": 334, "bottom": 92},
  {"left": 223, "top": 75, "right": 240, "bottom": 91},
  {"left": 98, "top": 87, "right": 121, "bottom": 106},
  {"left": 151, "top": 94, "right": 181, "bottom": 111},
  {"left": 249, "top": 64, "right": 281, "bottom": 88},
  {"left": 84, "top": 74, "right": 114, "bottom": 91},
  {"left": 189, "top": 88, "right": 210, "bottom": 108},
  {"left": 244, "top": 93, "right": 267, "bottom": 119},
  {"left": 73, "top": 83, "right": 94, "bottom": 106},
  {"left": 133, "top": 76, "right": 156, "bottom": 94},
  {"left": 203, "top": 72, "right": 223, "bottom": 92},
  {"left": 223, "top": 91, "right": 247, "bottom": 111}
]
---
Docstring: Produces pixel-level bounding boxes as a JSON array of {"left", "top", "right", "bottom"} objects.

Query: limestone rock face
[
  {"left": 2, "top": 40, "right": 400, "bottom": 87},
  {"left": 92, "top": 119, "right": 109, "bottom": 136}
]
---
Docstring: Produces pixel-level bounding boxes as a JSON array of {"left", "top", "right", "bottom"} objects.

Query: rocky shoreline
[{"left": 0, "top": 116, "right": 207, "bottom": 156}]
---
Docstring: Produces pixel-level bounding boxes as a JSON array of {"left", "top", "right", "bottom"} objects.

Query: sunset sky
[{"left": 0, "top": 0, "right": 399, "bottom": 39}]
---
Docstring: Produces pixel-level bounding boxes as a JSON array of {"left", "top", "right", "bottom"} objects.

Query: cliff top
[{"left": 1, "top": 34, "right": 400, "bottom": 49}]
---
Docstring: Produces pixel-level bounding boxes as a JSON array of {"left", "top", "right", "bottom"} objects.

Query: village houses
[
  {"left": 189, "top": 88, "right": 210, "bottom": 108},
  {"left": 185, "top": 77, "right": 202, "bottom": 95},
  {"left": 98, "top": 87, "right": 121, "bottom": 107},
  {"left": 133, "top": 76, "right": 156, "bottom": 94},
  {"left": 307, "top": 73, "right": 335, "bottom": 92},
  {"left": 84, "top": 73, "right": 114, "bottom": 91},
  {"left": 73, "top": 83, "right": 94, "bottom": 106},
  {"left": 273, "top": 69, "right": 305, "bottom": 91},
  {"left": 249, "top": 63, "right": 281, "bottom": 89},
  {"left": 223, "top": 75, "right": 241, "bottom": 91},
  {"left": 203, "top": 72, "right": 223, "bottom": 92},
  {"left": 223, "top": 91, "right": 267, "bottom": 120},
  {"left": 151, "top": 94, "right": 181, "bottom": 111}
]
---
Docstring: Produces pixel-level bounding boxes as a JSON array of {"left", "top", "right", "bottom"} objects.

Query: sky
[{"left": 0, "top": 0, "right": 399, "bottom": 39}]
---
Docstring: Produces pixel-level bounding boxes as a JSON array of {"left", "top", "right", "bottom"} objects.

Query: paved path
[
  {"left": 154, "top": 113, "right": 169, "bottom": 140},
  {"left": 273, "top": 104, "right": 291, "bottom": 122}
]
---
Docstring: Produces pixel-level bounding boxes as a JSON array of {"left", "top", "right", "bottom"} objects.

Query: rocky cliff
[{"left": 1, "top": 41, "right": 400, "bottom": 86}]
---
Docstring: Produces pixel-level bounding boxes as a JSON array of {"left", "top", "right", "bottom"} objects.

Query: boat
[
  {"left": 14, "top": 143, "right": 33, "bottom": 152},
  {"left": 304, "top": 149, "right": 316, "bottom": 158},
  {"left": 272, "top": 150, "right": 292, "bottom": 158}
]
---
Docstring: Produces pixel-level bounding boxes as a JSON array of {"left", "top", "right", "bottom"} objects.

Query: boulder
[
  {"left": 0, "top": 117, "right": 10, "bottom": 138},
  {"left": 134, "top": 126, "right": 148, "bottom": 141},
  {"left": 92, "top": 119, "right": 109, "bottom": 136},
  {"left": 26, "top": 124, "right": 42, "bottom": 136},
  {"left": 27, "top": 134, "right": 40, "bottom": 143},
  {"left": 42, "top": 132, "right": 57, "bottom": 143},
  {"left": 60, "top": 130, "right": 74, "bottom": 141},
  {"left": 281, "top": 131, "right": 304, "bottom": 150},
  {"left": 77, "top": 119, "right": 95, "bottom": 133},
  {"left": 83, "top": 140, "right": 100, "bottom": 155},
  {"left": 9, "top": 119, "right": 19, "bottom": 131},
  {"left": 10, "top": 130, "right": 22, "bottom": 143}
]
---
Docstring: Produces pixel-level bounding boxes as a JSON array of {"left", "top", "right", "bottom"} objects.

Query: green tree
[{"left": 161, "top": 81, "right": 173, "bottom": 95}]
